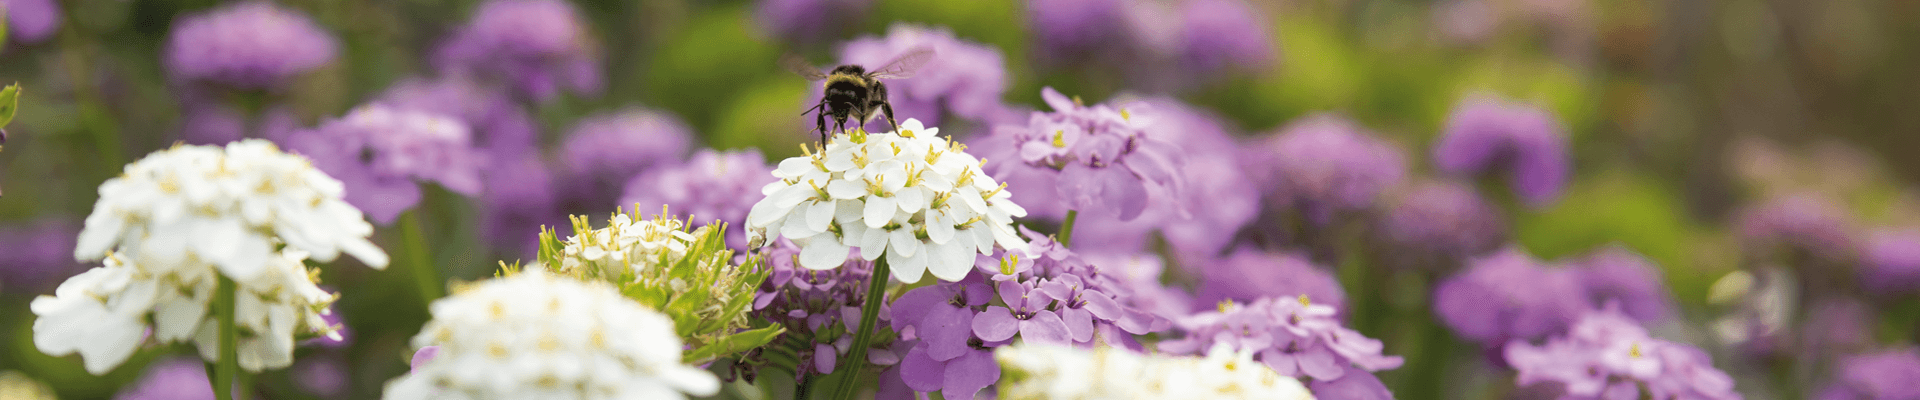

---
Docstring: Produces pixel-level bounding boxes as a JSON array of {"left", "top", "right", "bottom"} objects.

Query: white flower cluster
[
  {"left": 35, "top": 140, "right": 385, "bottom": 375},
  {"left": 996, "top": 343, "right": 1316, "bottom": 400},
  {"left": 383, "top": 270, "right": 719, "bottom": 400},
  {"left": 33, "top": 251, "right": 339, "bottom": 374},
  {"left": 74, "top": 140, "right": 389, "bottom": 279},
  {"left": 555, "top": 210, "right": 695, "bottom": 277},
  {"left": 745, "top": 119, "right": 1028, "bottom": 283}
]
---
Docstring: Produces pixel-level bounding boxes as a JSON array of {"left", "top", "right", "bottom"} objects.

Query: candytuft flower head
[
  {"left": 1432, "top": 247, "right": 1587, "bottom": 344},
  {"left": 1505, "top": 305, "right": 1743, "bottom": 400},
  {"left": 435, "top": 0, "right": 603, "bottom": 102},
  {"left": 560, "top": 108, "right": 693, "bottom": 209},
  {"left": 39, "top": 140, "right": 385, "bottom": 375},
  {"left": 164, "top": 1, "right": 339, "bottom": 90},
  {"left": 536, "top": 207, "right": 780, "bottom": 363},
  {"left": 742, "top": 238, "right": 895, "bottom": 381},
  {"left": 1159, "top": 295, "right": 1403, "bottom": 387},
  {"left": 1244, "top": 112, "right": 1406, "bottom": 224},
  {"left": 382, "top": 269, "right": 720, "bottom": 400},
  {"left": 997, "top": 343, "right": 1315, "bottom": 400},
  {"left": 1433, "top": 94, "right": 1571, "bottom": 208},
  {"left": 5, "top": 0, "right": 63, "bottom": 45},
  {"left": 286, "top": 103, "right": 485, "bottom": 225},
  {"left": 984, "top": 87, "right": 1185, "bottom": 221},
  {"left": 745, "top": 119, "right": 1029, "bottom": 283}
]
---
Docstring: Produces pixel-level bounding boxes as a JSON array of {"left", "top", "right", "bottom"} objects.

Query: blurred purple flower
[
  {"left": 478, "top": 155, "right": 563, "bottom": 257},
  {"left": 1194, "top": 248, "right": 1347, "bottom": 313},
  {"left": 755, "top": 0, "right": 871, "bottom": 45},
  {"left": 164, "top": 2, "right": 338, "bottom": 89},
  {"left": 1179, "top": 0, "right": 1274, "bottom": 74},
  {"left": 1433, "top": 247, "right": 1588, "bottom": 344},
  {"left": 286, "top": 104, "right": 484, "bottom": 225},
  {"left": 1245, "top": 113, "right": 1406, "bottom": 225},
  {"left": 115, "top": 357, "right": 214, "bottom": 400},
  {"left": 1433, "top": 95, "right": 1570, "bottom": 208},
  {"left": 752, "top": 238, "right": 896, "bottom": 380},
  {"left": 1378, "top": 180, "right": 1505, "bottom": 268},
  {"left": 1574, "top": 246, "right": 1677, "bottom": 324},
  {"left": 378, "top": 75, "right": 540, "bottom": 164},
  {"left": 435, "top": 0, "right": 602, "bottom": 102},
  {"left": 1081, "top": 253, "right": 1193, "bottom": 322},
  {"left": 0, "top": 218, "right": 82, "bottom": 293},
  {"left": 1308, "top": 365, "right": 1397, "bottom": 400},
  {"left": 839, "top": 25, "right": 1013, "bottom": 131},
  {"left": 1070, "top": 100, "right": 1258, "bottom": 258},
  {"left": 1862, "top": 228, "right": 1920, "bottom": 294},
  {"left": 292, "top": 355, "right": 347, "bottom": 399},
  {"left": 175, "top": 101, "right": 300, "bottom": 145},
  {"left": 1027, "top": 0, "right": 1131, "bottom": 61},
  {"left": 559, "top": 108, "right": 692, "bottom": 212},
  {"left": 620, "top": 148, "right": 775, "bottom": 248},
  {"left": 4, "top": 0, "right": 61, "bottom": 44},
  {"left": 1734, "top": 193, "right": 1857, "bottom": 263},
  {"left": 1801, "top": 298, "right": 1874, "bottom": 358},
  {"left": 1505, "top": 306, "right": 1742, "bottom": 400},
  {"left": 1818, "top": 348, "right": 1920, "bottom": 400},
  {"left": 1160, "top": 296, "right": 1403, "bottom": 383},
  {"left": 983, "top": 87, "right": 1185, "bottom": 221}
]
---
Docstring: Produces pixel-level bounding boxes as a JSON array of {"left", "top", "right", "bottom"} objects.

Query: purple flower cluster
[
  {"left": 285, "top": 104, "right": 485, "bottom": 225},
  {"left": 1432, "top": 247, "right": 1592, "bottom": 344},
  {"left": 1573, "top": 246, "right": 1678, "bottom": 324},
  {"left": 5, "top": 0, "right": 62, "bottom": 45},
  {"left": 477, "top": 155, "right": 564, "bottom": 256},
  {"left": 981, "top": 87, "right": 1185, "bottom": 221},
  {"left": 164, "top": 2, "right": 338, "bottom": 90},
  {"left": 1863, "top": 228, "right": 1920, "bottom": 294},
  {"left": 889, "top": 231, "right": 1168, "bottom": 398},
  {"left": 1505, "top": 306, "right": 1741, "bottom": 400},
  {"left": 1067, "top": 100, "right": 1259, "bottom": 258},
  {"left": 0, "top": 218, "right": 83, "bottom": 293},
  {"left": 1159, "top": 295, "right": 1404, "bottom": 395},
  {"left": 115, "top": 357, "right": 216, "bottom": 400},
  {"left": 1244, "top": 113, "right": 1406, "bottom": 225},
  {"left": 1194, "top": 249, "right": 1347, "bottom": 312},
  {"left": 1433, "top": 95, "right": 1571, "bottom": 208},
  {"left": 620, "top": 149, "right": 777, "bottom": 247},
  {"left": 1818, "top": 348, "right": 1920, "bottom": 400},
  {"left": 755, "top": 0, "right": 872, "bottom": 45},
  {"left": 1378, "top": 179, "right": 1506, "bottom": 267},
  {"left": 750, "top": 239, "right": 895, "bottom": 380},
  {"left": 435, "top": 0, "right": 603, "bottom": 102},
  {"left": 1735, "top": 193, "right": 1858, "bottom": 264},
  {"left": 377, "top": 75, "right": 541, "bottom": 164},
  {"left": 839, "top": 25, "right": 1012, "bottom": 130},
  {"left": 1178, "top": 0, "right": 1276, "bottom": 74},
  {"left": 1027, "top": 0, "right": 1274, "bottom": 86},
  {"left": 559, "top": 108, "right": 693, "bottom": 210}
]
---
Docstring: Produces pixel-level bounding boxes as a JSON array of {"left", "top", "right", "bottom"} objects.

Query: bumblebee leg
[
  {"left": 815, "top": 103, "right": 829, "bottom": 144},
  {"left": 880, "top": 102, "right": 902, "bottom": 135}
]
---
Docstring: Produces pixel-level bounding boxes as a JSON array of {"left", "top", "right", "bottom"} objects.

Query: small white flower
[
  {"left": 33, "top": 251, "right": 341, "bottom": 374},
  {"left": 383, "top": 269, "right": 719, "bottom": 400},
  {"left": 76, "top": 140, "right": 389, "bottom": 281},
  {"left": 556, "top": 212, "right": 696, "bottom": 277},
  {"left": 744, "top": 119, "right": 1028, "bottom": 283},
  {"left": 996, "top": 343, "right": 1315, "bottom": 400}
]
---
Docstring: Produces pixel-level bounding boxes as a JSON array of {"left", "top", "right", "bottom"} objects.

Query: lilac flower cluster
[
  {"left": 839, "top": 25, "right": 1013, "bottom": 130},
  {"left": 0, "top": 218, "right": 82, "bottom": 292},
  {"left": 284, "top": 104, "right": 485, "bottom": 225},
  {"left": 1066, "top": 100, "right": 1259, "bottom": 258},
  {"left": 755, "top": 0, "right": 872, "bottom": 45},
  {"left": 621, "top": 149, "right": 777, "bottom": 247},
  {"left": 559, "top": 108, "right": 693, "bottom": 210},
  {"left": 1735, "top": 193, "right": 1858, "bottom": 264},
  {"left": 1159, "top": 295, "right": 1404, "bottom": 396},
  {"left": 1027, "top": 0, "right": 1274, "bottom": 86},
  {"left": 1244, "top": 113, "right": 1406, "bottom": 225},
  {"left": 164, "top": 2, "right": 338, "bottom": 90},
  {"left": 1818, "top": 348, "right": 1920, "bottom": 400},
  {"left": 1194, "top": 249, "right": 1347, "bottom": 312},
  {"left": 1433, "top": 95, "right": 1572, "bottom": 208},
  {"left": 5, "top": 0, "right": 61, "bottom": 45},
  {"left": 889, "top": 231, "right": 1168, "bottom": 398},
  {"left": 981, "top": 88, "right": 1185, "bottom": 221},
  {"left": 1377, "top": 179, "right": 1506, "bottom": 268},
  {"left": 1863, "top": 228, "right": 1920, "bottom": 294},
  {"left": 1431, "top": 248, "right": 1599, "bottom": 345},
  {"left": 435, "top": 0, "right": 603, "bottom": 102},
  {"left": 749, "top": 239, "right": 896, "bottom": 380},
  {"left": 377, "top": 75, "right": 541, "bottom": 164},
  {"left": 1505, "top": 306, "right": 1741, "bottom": 400}
]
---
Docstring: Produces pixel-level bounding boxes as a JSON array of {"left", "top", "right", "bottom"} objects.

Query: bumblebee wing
[
  {"left": 868, "top": 46, "right": 935, "bottom": 80},
  {"left": 781, "top": 54, "right": 830, "bottom": 81}
]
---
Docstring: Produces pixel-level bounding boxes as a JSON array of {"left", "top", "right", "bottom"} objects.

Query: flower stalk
[
  {"left": 402, "top": 210, "right": 442, "bottom": 301},
  {"left": 830, "top": 256, "right": 891, "bottom": 400},
  {"left": 1058, "top": 209, "right": 1078, "bottom": 248},
  {"left": 212, "top": 275, "right": 239, "bottom": 400}
]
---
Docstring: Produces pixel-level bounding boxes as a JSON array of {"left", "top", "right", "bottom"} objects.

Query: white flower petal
[
  {"left": 799, "top": 239, "right": 851, "bottom": 270},
  {"left": 863, "top": 196, "right": 897, "bottom": 229}
]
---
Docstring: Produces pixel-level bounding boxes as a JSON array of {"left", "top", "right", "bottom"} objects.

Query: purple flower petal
[
  {"left": 1062, "top": 307, "right": 1095, "bottom": 343},
  {"left": 941, "top": 349, "right": 1002, "bottom": 400},
  {"left": 972, "top": 306, "right": 1020, "bottom": 342},
  {"left": 925, "top": 306, "right": 978, "bottom": 362},
  {"left": 814, "top": 343, "right": 838, "bottom": 374},
  {"left": 1298, "top": 343, "right": 1347, "bottom": 381},
  {"left": 899, "top": 344, "right": 946, "bottom": 393},
  {"left": 1020, "top": 310, "right": 1072, "bottom": 344}
]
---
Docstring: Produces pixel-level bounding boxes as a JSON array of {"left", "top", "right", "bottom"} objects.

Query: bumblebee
[{"left": 784, "top": 47, "right": 934, "bottom": 144}]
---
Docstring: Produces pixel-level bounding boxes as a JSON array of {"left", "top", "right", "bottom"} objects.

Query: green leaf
[
  {"left": 0, "top": 83, "right": 21, "bottom": 129},
  {"left": 683, "top": 326, "right": 786, "bottom": 364}
]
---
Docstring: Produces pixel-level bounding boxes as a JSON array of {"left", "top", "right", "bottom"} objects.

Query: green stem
[
  {"left": 1058, "top": 209, "right": 1078, "bottom": 248},
  {"left": 795, "top": 373, "right": 814, "bottom": 400},
  {"left": 402, "top": 210, "right": 442, "bottom": 302},
  {"left": 213, "top": 275, "right": 239, "bottom": 400},
  {"left": 830, "top": 256, "right": 891, "bottom": 400}
]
